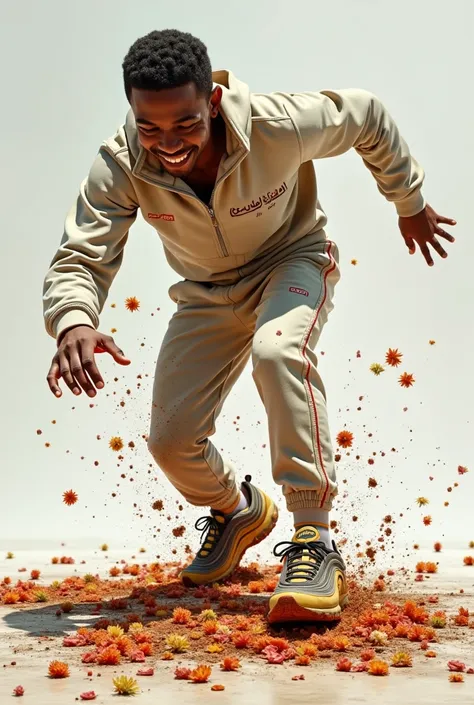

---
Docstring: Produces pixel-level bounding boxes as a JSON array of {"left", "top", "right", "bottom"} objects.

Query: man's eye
[{"left": 179, "top": 124, "right": 197, "bottom": 131}]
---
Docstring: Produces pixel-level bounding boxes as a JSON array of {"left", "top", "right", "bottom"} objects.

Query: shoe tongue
[
  {"left": 292, "top": 525, "right": 321, "bottom": 543},
  {"left": 210, "top": 511, "right": 227, "bottom": 525}
]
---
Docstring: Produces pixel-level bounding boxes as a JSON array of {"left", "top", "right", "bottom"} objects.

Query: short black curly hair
[{"left": 122, "top": 29, "right": 213, "bottom": 101}]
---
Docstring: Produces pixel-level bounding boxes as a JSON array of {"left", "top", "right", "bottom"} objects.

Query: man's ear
[{"left": 209, "top": 85, "right": 223, "bottom": 118}]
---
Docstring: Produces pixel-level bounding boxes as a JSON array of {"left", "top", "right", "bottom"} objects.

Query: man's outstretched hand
[
  {"left": 47, "top": 326, "right": 131, "bottom": 398},
  {"left": 399, "top": 204, "right": 456, "bottom": 266}
]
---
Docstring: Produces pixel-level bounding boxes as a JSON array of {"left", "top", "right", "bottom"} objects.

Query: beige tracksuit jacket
[{"left": 43, "top": 70, "right": 425, "bottom": 513}]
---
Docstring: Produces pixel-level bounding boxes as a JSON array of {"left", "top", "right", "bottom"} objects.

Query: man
[{"left": 43, "top": 29, "right": 456, "bottom": 624}]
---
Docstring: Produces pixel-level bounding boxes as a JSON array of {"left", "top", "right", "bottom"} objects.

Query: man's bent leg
[{"left": 148, "top": 280, "right": 252, "bottom": 512}]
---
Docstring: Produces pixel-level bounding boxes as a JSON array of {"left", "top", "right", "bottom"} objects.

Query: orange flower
[
  {"left": 203, "top": 621, "right": 218, "bottom": 636},
  {"left": 416, "top": 497, "right": 429, "bottom": 507},
  {"left": 335, "top": 657, "right": 352, "bottom": 672},
  {"left": 434, "top": 542, "right": 442, "bottom": 552},
  {"left": 161, "top": 652, "right": 174, "bottom": 661},
  {"left": 109, "top": 436, "right": 124, "bottom": 452},
  {"left": 463, "top": 556, "right": 474, "bottom": 566},
  {"left": 125, "top": 296, "right": 140, "bottom": 312},
  {"left": 351, "top": 259, "right": 358, "bottom": 265},
  {"left": 423, "top": 516, "right": 432, "bottom": 526},
  {"left": 96, "top": 646, "right": 121, "bottom": 665},
  {"left": 425, "top": 650, "right": 437, "bottom": 658},
  {"left": 425, "top": 562, "right": 438, "bottom": 574},
  {"left": 295, "top": 655, "right": 311, "bottom": 666},
  {"left": 220, "top": 657, "right": 241, "bottom": 671},
  {"left": 48, "top": 661, "right": 70, "bottom": 678},
  {"left": 429, "top": 340, "right": 436, "bottom": 345},
  {"left": 3, "top": 592, "right": 20, "bottom": 604},
  {"left": 336, "top": 430, "right": 354, "bottom": 449},
  {"left": 385, "top": 348, "right": 403, "bottom": 367},
  {"left": 172, "top": 607, "right": 192, "bottom": 625},
  {"left": 367, "top": 659, "right": 389, "bottom": 676},
  {"left": 63, "top": 490, "right": 78, "bottom": 506},
  {"left": 211, "top": 685, "right": 225, "bottom": 691},
  {"left": 333, "top": 636, "right": 351, "bottom": 652},
  {"left": 399, "top": 372, "right": 415, "bottom": 388},
  {"left": 416, "top": 562, "right": 426, "bottom": 573},
  {"left": 360, "top": 649, "right": 376, "bottom": 662},
  {"left": 248, "top": 580, "right": 265, "bottom": 594},
  {"left": 391, "top": 652, "right": 412, "bottom": 667},
  {"left": 458, "top": 465, "right": 469, "bottom": 475},
  {"left": 189, "top": 665, "right": 212, "bottom": 683},
  {"left": 449, "top": 673, "right": 464, "bottom": 683},
  {"left": 232, "top": 632, "right": 251, "bottom": 649},
  {"left": 368, "top": 478, "right": 377, "bottom": 488}
]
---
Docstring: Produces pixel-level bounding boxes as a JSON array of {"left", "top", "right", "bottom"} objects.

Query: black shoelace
[
  {"left": 195, "top": 513, "right": 226, "bottom": 557},
  {"left": 273, "top": 540, "right": 328, "bottom": 582}
]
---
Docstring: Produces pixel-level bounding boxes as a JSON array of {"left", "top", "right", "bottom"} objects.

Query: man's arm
[
  {"left": 43, "top": 147, "right": 138, "bottom": 397},
  {"left": 43, "top": 147, "right": 138, "bottom": 341},
  {"left": 284, "top": 88, "right": 425, "bottom": 217}
]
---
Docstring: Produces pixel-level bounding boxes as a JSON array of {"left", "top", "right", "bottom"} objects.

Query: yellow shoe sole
[{"left": 267, "top": 572, "right": 349, "bottom": 624}]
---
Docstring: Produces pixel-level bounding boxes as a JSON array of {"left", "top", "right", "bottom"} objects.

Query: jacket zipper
[
  {"left": 207, "top": 206, "right": 228, "bottom": 257},
  {"left": 136, "top": 150, "right": 247, "bottom": 258}
]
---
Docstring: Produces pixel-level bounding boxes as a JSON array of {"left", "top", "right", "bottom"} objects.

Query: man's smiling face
[{"left": 130, "top": 82, "right": 222, "bottom": 178}]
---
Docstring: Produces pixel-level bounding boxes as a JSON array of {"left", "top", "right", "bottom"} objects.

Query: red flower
[{"left": 448, "top": 660, "right": 466, "bottom": 672}]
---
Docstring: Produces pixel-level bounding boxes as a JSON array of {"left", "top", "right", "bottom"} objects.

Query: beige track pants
[{"left": 148, "top": 238, "right": 340, "bottom": 513}]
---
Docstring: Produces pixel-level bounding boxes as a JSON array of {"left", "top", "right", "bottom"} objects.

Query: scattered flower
[
  {"left": 399, "top": 371, "right": 415, "bottom": 388},
  {"left": 125, "top": 296, "right": 140, "bottom": 312},
  {"left": 335, "top": 657, "right": 353, "bottom": 672},
  {"left": 189, "top": 665, "right": 212, "bottom": 683},
  {"left": 367, "top": 659, "right": 389, "bottom": 676},
  {"left": 63, "top": 490, "right": 78, "bottom": 506},
  {"left": 385, "top": 348, "right": 403, "bottom": 367},
  {"left": 220, "top": 656, "right": 241, "bottom": 671},
  {"left": 391, "top": 652, "right": 412, "bottom": 667},
  {"left": 370, "top": 363, "right": 385, "bottom": 376},
  {"left": 48, "top": 661, "right": 70, "bottom": 678},
  {"left": 112, "top": 675, "right": 140, "bottom": 695},
  {"left": 336, "top": 430, "right": 354, "bottom": 448},
  {"left": 109, "top": 437, "right": 124, "bottom": 452}
]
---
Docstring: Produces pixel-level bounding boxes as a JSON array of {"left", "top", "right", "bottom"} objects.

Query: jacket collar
[{"left": 124, "top": 69, "right": 251, "bottom": 188}]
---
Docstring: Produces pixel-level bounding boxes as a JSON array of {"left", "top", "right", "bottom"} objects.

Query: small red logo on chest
[
  {"left": 148, "top": 212, "right": 175, "bottom": 221},
  {"left": 289, "top": 287, "right": 309, "bottom": 297}
]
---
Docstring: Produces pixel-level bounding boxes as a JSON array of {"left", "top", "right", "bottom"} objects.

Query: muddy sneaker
[
  {"left": 267, "top": 525, "right": 348, "bottom": 623},
  {"left": 180, "top": 477, "right": 278, "bottom": 587}
]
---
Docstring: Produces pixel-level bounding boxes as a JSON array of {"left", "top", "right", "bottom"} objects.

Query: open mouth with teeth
[{"left": 158, "top": 148, "right": 194, "bottom": 168}]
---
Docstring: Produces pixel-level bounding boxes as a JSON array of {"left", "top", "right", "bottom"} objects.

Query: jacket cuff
[
  {"left": 395, "top": 192, "right": 426, "bottom": 218},
  {"left": 53, "top": 310, "right": 96, "bottom": 342}
]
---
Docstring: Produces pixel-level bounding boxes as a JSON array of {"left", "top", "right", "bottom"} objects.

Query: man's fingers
[
  {"left": 47, "top": 358, "right": 62, "bottom": 397},
  {"left": 69, "top": 351, "right": 97, "bottom": 397},
  {"left": 59, "top": 351, "right": 81, "bottom": 395},
  {"left": 79, "top": 342, "right": 105, "bottom": 391},
  {"left": 429, "top": 236, "right": 448, "bottom": 259},
  {"left": 421, "top": 243, "right": 434, "bottom": 267},
  {"left": 436, "top": 228, "right": 455, "bottom": 243},
  {"left": 100, "top": 336, "right": 131, "bottom": 365},
  {"left": 403, "top": 235, "right": 416, "bottom": 254},
  {"left": 436, "top": 215, "right": 457, "bottom": 226}
]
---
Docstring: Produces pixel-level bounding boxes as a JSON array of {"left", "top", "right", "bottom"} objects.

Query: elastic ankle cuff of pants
[{"left": 285, "top": 490, "right": 332, "bottom": 512}]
